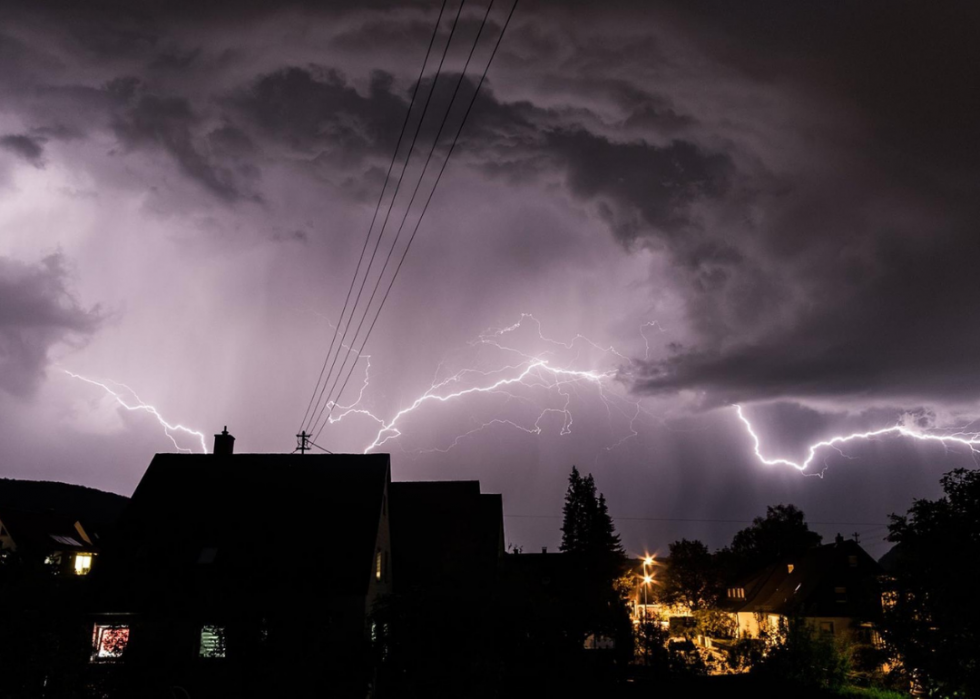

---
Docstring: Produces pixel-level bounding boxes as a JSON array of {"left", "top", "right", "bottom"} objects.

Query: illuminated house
[
  {"left": 88, "top": 439, "right": 392, "bottom": 698},
  {"left": 720, "top": 536, "right": 882, "bottom": 642},
  {"left": 0, "top": 508, "right": 98, "bottom": 575}
]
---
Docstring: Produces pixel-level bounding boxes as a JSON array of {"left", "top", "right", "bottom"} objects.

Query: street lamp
[
  {"left": 639, "top": 554, "right": 655, "bottom": 622},
  {"left": 643, "top": 574, "right": 653, "bottom": 620}
]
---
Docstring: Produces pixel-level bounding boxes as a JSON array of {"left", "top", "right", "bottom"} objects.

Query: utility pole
[{"left": 296, "top": 430, "right": 311, "bottom": 454}]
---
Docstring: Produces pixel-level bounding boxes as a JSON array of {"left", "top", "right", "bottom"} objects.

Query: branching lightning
[
  {"left": 322, "top": 313, "right": 661, "bottom": 457},
  {"left": 733, "top": 404, "right": 980, "bottom": 474},
  {"left": 63, "top": 370, "right": 208, "bottom": 453}
]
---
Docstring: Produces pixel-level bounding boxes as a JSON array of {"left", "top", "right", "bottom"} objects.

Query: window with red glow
[{"left": 92, "top": 624, "right": 130, "bottom": 661}]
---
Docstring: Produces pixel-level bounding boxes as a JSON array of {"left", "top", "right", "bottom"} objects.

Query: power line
[
  {"left": 299, "top": 0, "right": 450, "bottom": 433},
  {"left": 502, "top": 513, "right": 890, "bottom": 527},
  {"left": 305, "top": 0, "right": 468, "bottom": 434},
  {"left": 313, "top": 0, "right": 519, "bottom": 442},
  {"left": 310, "top": 0, "right": 497, "bottom": 439}
]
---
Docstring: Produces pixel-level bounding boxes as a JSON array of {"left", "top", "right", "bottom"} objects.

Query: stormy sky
[{"left": 2, "top": 0, "right": 979, "bottom": 558}]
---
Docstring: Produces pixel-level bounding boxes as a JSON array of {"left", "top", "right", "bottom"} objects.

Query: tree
[
  {"left": 557, "top": 466, "right": 629, "bottom": 662},
  {"left": 755, "top": 617, "right": 852, "bottom": 691},
  {"left": 881, "top": 468, "right": 980, "bottom": 696},
  {"left": 722, "top": 504, "right": 822, "bottom": 576},
  {"left": 657, "top": 539, "right": 722, "bottom": 612},
  {"left": 560, "top": 466, "right": 624, "bottom": 560}
]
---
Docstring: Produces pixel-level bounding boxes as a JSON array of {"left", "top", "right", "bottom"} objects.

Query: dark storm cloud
[
  {"left": 112, "top": 90, "right": 255, "bottom": 202},
  {"left": 0, "top": 135, "right": 45, "bottom": 167},
  {"left": 624, "top": 1, "right": 980, "bottom": 407},
  {"left": 3, "top": 0, "right": 979, "bottom": 410},
  {"left": 231, "top": 68, "right": 408, "bottom": 166},
  {"left": 0, "top": 254, "right": 104, "bottom": 397}
]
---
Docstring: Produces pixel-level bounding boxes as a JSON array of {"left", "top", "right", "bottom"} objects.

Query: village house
[
  {"left": 389, "top": 479, "right": 504, "bottom": 592},
  {"left": 86, "top": 430, "right": 393, "bottom": 698},
  {"left": 0, "top": 507, "right": 98, "bottom": 576},
  {"left": 718, "top": 535, "right": 883, "bottom": 643}
]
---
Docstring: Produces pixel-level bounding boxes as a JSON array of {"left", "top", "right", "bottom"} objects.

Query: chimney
[{"left": 213, "top": 426, "right": 235, "bottom": 455}]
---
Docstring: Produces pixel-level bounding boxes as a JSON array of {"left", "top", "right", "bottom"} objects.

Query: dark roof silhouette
[
  {"left": 389, "top": 480, "right": 504, "bottom": 590},
  {"left": 98, "top": 452, "right": 390, "bottom": 610},
  {"left": 0, "top": 508, "right": 94, "bottom": 553},
  {"left": 723, "top": 539, "right": 882, "bottom": 619}
]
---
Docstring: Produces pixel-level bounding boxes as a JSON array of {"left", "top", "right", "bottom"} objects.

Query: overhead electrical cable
[
  {"left": 312, "top": 0, "right": 519, "bottom": 442},
  {"left": 299, "top": 0, "right": 449, "bottom": 433},
  {"left": 303, "top": 0, "right": 466, "bottom": 433},
  {"left": 309, "top": 0, "right": 498, "bottom": 438}
]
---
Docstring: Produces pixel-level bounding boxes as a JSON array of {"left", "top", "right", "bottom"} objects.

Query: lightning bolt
[
  {"left": 321, "top": 313, "right": 664, "bottom": 457},
  {"left": 733, "top": 404, "right": 980, "bottom": 474},
  {"left": 63, "top": 370, "right": 208, "bottom": 453}
]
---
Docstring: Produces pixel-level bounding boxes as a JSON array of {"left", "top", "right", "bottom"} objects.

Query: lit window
[
  {"left": 199, "top": 626, "right": 227, "bottom": 658},
  {"left": 75, "top": 553, "right": 93, "bottom": 575},
  {"left": 92, "top": 624, "right": 130, "bottom": 661}
]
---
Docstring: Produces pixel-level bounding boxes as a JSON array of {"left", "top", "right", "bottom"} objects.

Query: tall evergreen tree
[
  {"left": 591, "top": 493, "right": 624, "bottom": 559},
  {"left": 560, "top": 466, "right": 623, "bottom": 559}
]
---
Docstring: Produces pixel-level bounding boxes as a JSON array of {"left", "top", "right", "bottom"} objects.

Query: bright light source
[{"left": 75, "top": 553, "right": 93, "bottom": 575}]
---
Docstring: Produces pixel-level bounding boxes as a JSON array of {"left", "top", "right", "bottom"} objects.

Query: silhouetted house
[
  {"left": 88, "top": 442, "right": 392, "bottom": 698},
  {"left": 720, "top": 536, "right": 882, "bottom": 641},
  {"left": 0, "top": 508, "right": 98, "bottom": 575},
  {"left": 388, "top": 480, "right": 504, "bottom": 591}
]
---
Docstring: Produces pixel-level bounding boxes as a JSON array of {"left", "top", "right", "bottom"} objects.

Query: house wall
[
  {"left": 734, "top": 612, "right": 860, "bottom": 641},
  {"left": 0, "top": 517, "right": 15, "bottom": 551},
  {"left": 365, "top": 480, "right": 392, "bottom": 621}
]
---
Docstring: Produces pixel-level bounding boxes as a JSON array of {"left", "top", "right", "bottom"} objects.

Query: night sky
[{"left": 3, "top": 1, "right": 979, "bottom": 559}]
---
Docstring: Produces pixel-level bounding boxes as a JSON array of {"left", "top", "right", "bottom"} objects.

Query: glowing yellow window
[{"left": 75, "top": 553, "right": 93, "bottom": 575}]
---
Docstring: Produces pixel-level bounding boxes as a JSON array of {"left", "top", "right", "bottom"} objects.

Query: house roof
[
  {"left": 0, "top": 508, "right": 94, "bottom": 554},
  {"left": 389, "top": 480, "right": 504, "bottom": 590},
  {"left": 723, "top": 539, "right": 882, "bottom": 619},
  {"left": 97, "top": 452, "right": 390, "bottom": 608}
]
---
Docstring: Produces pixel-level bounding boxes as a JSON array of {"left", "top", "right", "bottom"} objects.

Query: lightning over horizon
[
  {"left": 733, "top": 404, "right": 980, "bottom": 475},
  {"left": 322, "top": 313, "right": 659, "bottom": 457},
  {"left": 63, "top": 370, "right": 208, "bottom": 454}
]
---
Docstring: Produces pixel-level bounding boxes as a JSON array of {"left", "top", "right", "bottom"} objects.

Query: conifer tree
[{"left": 559, "top": 466, "right": 624, "bottom": 561}]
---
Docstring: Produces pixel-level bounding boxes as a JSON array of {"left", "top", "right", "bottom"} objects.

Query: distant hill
[{"left": 0, "top": 478, "right": 129, "bottom": 531}]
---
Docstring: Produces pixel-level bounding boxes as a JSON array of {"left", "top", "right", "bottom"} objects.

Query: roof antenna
[{"left": 296, "top": 430, "right": 311, "bottom": 455}]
